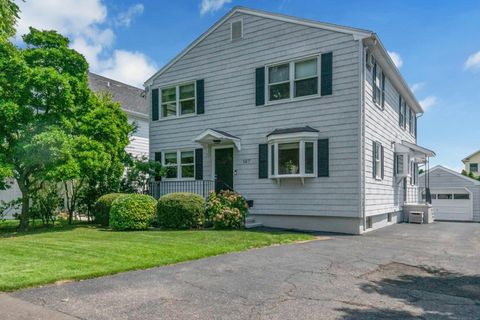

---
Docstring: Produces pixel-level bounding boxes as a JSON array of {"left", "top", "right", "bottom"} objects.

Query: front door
[{"left": 214, "top": 147, "right": 234, "bottom": 192}]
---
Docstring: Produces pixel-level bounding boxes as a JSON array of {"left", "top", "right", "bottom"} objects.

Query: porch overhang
[
  {"left": 193, "top": 129, "right": 241, "bottom": 150},
  {"left": 395, "top": 141, "right": 436, "bottom": 163}
]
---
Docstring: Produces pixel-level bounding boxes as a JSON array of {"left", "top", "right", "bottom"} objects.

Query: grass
[{"left": 0, "top": 222, "right": 313, "bottom": 291}]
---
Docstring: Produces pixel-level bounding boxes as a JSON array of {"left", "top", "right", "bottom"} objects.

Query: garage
[
  {"left": 429, "top": 189, "right": 473, "bottom": 221},
  {"left": 419, "top": 165, "right": 480, "bottom": 222}
]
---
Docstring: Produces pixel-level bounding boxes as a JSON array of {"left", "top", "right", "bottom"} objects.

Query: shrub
[
  {"left": 206, "top": 190, "right": 248, "bottom": 229},
  {"left": 109, "top": 194, "right": 157, "bottom": 231},
  {"left": 157, "top": 192, "right": 206, "bottom": 229},
  {"left": 93, "top": 193, "right": 128, "bottom": 226}
]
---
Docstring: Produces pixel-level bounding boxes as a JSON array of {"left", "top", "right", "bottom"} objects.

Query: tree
[
  {"left": 121, "top": 155, "right": 164, "bottom": 194},
  {"left": 0, "top": 28, "right": 133, "bottom": 229},
  {"left": 0, "top": 0, "right": 19, "bottom": 40}
]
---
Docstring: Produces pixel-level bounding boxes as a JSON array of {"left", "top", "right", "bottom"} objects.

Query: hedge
[
  {"left": 93, "top": 193, "right": 128, "bottom": 226},
  {"left": 109, "top": 194, "right": 157, "bottom": 231},
  {"left": 157, "top": 192, "right": 206, "bottom": 229}
]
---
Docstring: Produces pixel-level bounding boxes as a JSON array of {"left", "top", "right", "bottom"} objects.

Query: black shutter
[
  {"left": 317, "top": 139, "right": 329, "bottom": 177},
  {"left": 381, "top": 72, "right": 385, "bottom": 108},
  {"left": 255, "top": 67, "right": 265, "bottom": 106},
  {"left": 258, "top": 144, "right": 268, "bottom": 179},
  {"left": 414, "top": 115, "right": 417, "bottom": 137},
  {"left": 372, "top": 62, "right": 377, "bottom": 103},
  {"left": 196, "top": 79, "right": 204, "bottom": 114},
  {"left": 393, "top": 152, "right": 397, "bottom": 177},
  {"left": 321, "top": 52, "right": 333, "bottom": 96},
  {"left": 381, "top": 145, "right": 384, "bottom": 180},
  {"left": 372, "top": 141, "right": 377, "bottom": 178},
  {"left": 152, "top": 88, "right": 159, "bottom": 121},
  {"left": 154, "top": 151, "right": 162, "bottom": 181},
  {"left": 195, "top": 148, "right": 203, "bottom": 180}
]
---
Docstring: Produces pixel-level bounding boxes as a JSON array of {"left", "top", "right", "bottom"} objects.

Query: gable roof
[
  {"left": 462, "top": 150, "right": 480, "bottom": 163},
  {"left": 144, "top": 6, "right": 372, "bottom": 86},
  {"left": 88, "top": 73, "right": 147, "bottom": 117},
  {"left": 421, "top": 165, "right": 480, "bottom": 185}
]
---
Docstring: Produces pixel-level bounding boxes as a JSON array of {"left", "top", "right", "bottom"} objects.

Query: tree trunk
[{"left": 17, "top": 180, "right": 30, "bottom": 231}]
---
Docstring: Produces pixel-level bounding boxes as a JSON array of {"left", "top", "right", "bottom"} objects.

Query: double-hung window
[
  {"left": 409, "top": 109, "right": 416, "bottom": 135},
  {"left": 374, "top": 142, "right": 382, "bottom": 180},
  {"left": 163, "top": 150, "right": 195, "bottom": 180},
  {"left": 161, "top": 82, "right": 196, "bottom": 118},
  {"left": 398, "top": 97, "right": 407, "bottom": 129},
  {"left": 268, "top": 137, "right": 317, "bottom": 178},
  {"left": 267, "top": 57, "right": 319, "bottom": 102},
  {"left": 372, "top": 60, "right": 383, "bottom": 107},
  {"left": 470, "top": 163, "right": 479, "bottom": 172}
]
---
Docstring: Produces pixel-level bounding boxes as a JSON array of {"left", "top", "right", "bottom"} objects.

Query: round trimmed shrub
[
  {"left": 109, "top": 194, "right": 157, "bottom": 231},
  {"left": 93, "top": 193, "right": 128, "bottom": 226},
  {"left": 157, "top": 192, "right": 206, "bottom": 229}
]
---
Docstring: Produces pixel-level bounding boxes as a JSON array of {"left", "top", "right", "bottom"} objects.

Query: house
[
  {"left": 145, "top": 7, "right": 435, "bottom": 234},
  {"left": 462, "top": 150, "right": 480, "bottom": 178},
  {"left": 88, "top": 73, "right": 149, "bottom": 158},
  {"left": 0, "top": 74, "right": 148, "bottom": 219},
  {"left": 419, "top": 165, "right": 480, "bottom": 222}
]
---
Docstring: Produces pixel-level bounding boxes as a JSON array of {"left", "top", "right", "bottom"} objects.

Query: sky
[{"left": 13, "top": 0, "right": 480, "bottom": 171}]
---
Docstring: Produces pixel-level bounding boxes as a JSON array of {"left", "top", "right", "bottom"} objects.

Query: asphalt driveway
[{"left": 8, "top": 222, "right": 480, "bottom": 319}]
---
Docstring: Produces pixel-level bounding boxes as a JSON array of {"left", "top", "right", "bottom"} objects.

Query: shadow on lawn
[
  {"left": 0, "top": 221, "right": 97, "bottom": 238},
  {"left": 337, "top": 262, "right": 480, "bottom": 319}
]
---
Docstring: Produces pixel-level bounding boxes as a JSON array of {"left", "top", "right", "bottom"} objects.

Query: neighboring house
[
  {"left": 145, "top": 7, "right": 435, "bottom": 234},
  {"left": 88, "top": 73, "right": 149, "bottom": 158},
  {"left": 462, "top": 150, "right": 480, "bottom": 178},
  {"left": 0, "top": 74, "right": 148, "bottom": 219},
  {"left": 419, "top": 165, "right": 480, "bottom": 222}
]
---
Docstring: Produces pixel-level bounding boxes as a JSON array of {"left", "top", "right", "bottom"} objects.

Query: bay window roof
[{"left": 267, "top": 126, "right": 319, "bottom": 137}]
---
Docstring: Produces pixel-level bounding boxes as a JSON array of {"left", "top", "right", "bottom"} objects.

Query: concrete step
[{"left": 245, "top": 217, "right": 255, "bottom": 223}]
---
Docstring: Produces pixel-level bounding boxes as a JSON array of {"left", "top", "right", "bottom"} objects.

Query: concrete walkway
[
  {"left": 7, "top": 222, "right": 480, "bottom": 319},
  {"left": 0, "top": 294, "right": 77, "bottom": 320}
]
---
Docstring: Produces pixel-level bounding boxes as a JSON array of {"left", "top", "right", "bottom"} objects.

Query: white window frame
[
  {"left": 230, "top": 18, "right": 243, "bottom": 41},
  {"left": 162, "top": 149, "right": 195, "bottom": 181},
  {"left": 373, "top": 61, "right": 384, "bottom": 109},
  {"left": 265, "top": 55, "right": 321, "bottom": 105},
  {"left": 267, "top": 132, "right": 318, "bottom": 179},
  {"left": 374, "top": 142, "right": 382, "bottom": 180},
  {"left": 470, "top": 163, "right": 479, "bottom": 173},
  {"left": 159, "top": 81, "right": 196, "bottom": 120}
]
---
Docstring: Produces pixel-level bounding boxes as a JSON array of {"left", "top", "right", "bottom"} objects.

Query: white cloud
[
  {"left": 15, "top": 0, "right": 155, "bottom": 88},
  {"left": 388, "top": 51, "right": 403, "bottom": 69},
  {"left": 464, "top": 51, "right": 480, "bottom": 71},
  {"left": 419, "top": 96, "right": 437, "bottom": 111},
  {"left": 101, "top": 50, "right": 157, "bottom": 88},
  {"left": 115, "top": 4, "right": 144, "bottom": 27},
  {"left": 200, "top": 0, "right": 232, "bottom": 15},
  {"left": 410, "top": 82, "right": 425, "bottom": 94}
]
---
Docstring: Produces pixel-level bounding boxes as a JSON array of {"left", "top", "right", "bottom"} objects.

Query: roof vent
[{"left": 231, "top": 20, "right": 243, "bottom": 41}]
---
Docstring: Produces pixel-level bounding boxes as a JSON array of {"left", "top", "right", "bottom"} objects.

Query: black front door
[{"left": 214, "top": 147, "right": 234, "bottom": 192}]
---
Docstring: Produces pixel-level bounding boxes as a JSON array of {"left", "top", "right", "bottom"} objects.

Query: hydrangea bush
[{"left": 206, "top": 190, "right": 248, "bottom": 229}]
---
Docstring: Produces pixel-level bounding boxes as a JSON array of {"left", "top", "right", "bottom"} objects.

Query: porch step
[{"left": 245, "top": 216, "right": 263, "bottom": 229}]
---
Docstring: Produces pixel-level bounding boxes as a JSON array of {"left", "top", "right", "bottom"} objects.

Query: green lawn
[{"left": 0, "top": 224, "right": 313, "bottom": 291}]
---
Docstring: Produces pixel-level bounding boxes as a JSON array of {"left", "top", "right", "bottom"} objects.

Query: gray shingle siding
[{"left": 149, "top": 12, "right": 361, "bottom": 219}]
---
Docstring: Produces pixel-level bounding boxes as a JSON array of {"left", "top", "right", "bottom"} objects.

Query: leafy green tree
[
  {"left": 0, "top": 0, "right": 19, "bottom": 40},
  {"left": 121, "top": 155, "right": 164, "bottom": 194},
  {"left": 0, "top": 28, "right": 132, "bottom": 229}
]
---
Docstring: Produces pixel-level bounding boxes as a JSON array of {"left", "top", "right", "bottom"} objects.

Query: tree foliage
[
  {"left": 0, "top": 0, "right": 19, "bottom": 40},
  {"left": 0, "top": 26, "right": 133, "bottom": 229}
]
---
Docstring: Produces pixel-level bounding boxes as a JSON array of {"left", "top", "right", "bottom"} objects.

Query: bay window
[
  {"left": 163, "top": 150, "right": 195, "bottom": 180},
  {"left": 161, "top": 82, "right": 196, "bottom": 118},
  {"left": 267, "top": 56, "right": 319, "bottom": 103},
  {"left": 268, "top": 139, "right": 317, "bottom": 178}
]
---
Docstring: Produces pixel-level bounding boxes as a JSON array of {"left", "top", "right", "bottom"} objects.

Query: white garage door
[{"left": 430, "top": 189, "right": 473, "bottom": 221}]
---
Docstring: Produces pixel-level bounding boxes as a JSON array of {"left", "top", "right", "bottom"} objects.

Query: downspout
[{"left": 357, "top": 37, "right": 367, "bottom": 233}]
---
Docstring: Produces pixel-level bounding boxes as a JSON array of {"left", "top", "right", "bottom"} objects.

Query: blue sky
[{"left": 14, "top": 0, "right": 480, "bottom": 171}]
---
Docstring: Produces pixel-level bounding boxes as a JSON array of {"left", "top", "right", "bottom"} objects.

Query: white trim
[
  {"left": 162, "top": 149, "right": 196, "bottom": 181},
  {"left": 144, "top": 6, "right": 371, "bottom": 86},
  {"left": 230, "top": 18, "right": 243, "bottom": 41},
  {"left": 155, "top": 81, "right": 196, "bottom": 120},
  {"left": 421, "top": 165, "right": 480, "bottom": 186},
  {"left": 265, "top": 54, "right": 321, "bottom": 104},
  {"left": 267, "top": 138, "right": 318, "bottom": 179},
  {"left": 267, "top": 131, "right": 319, "bottom": 142},
  {"left": 193, "top": 129, "right": 241, "bottom": 151}
]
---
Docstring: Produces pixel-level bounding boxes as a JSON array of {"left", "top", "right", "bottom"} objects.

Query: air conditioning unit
[{"left": 409, "top": 211, "right": 424, "bottom": 224}]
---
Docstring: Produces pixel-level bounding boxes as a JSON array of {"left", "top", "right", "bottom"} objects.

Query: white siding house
[
  {"left": 145, "top": 7, "right": 434, "bottom": 234},
  {"left": 0, "top": 74, "right": 149, "bottom": 219}
]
